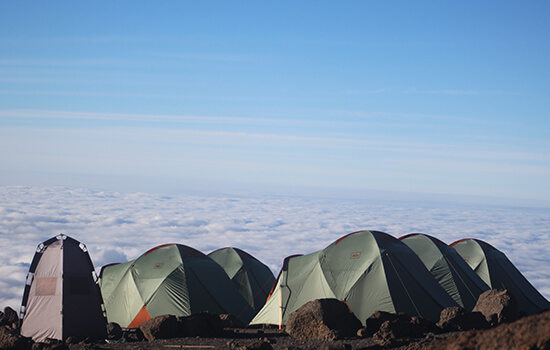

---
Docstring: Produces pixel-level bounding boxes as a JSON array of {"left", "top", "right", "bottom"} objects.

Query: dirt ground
[{"left": 76, "top": 328, "right": 457, "bottom": 350}]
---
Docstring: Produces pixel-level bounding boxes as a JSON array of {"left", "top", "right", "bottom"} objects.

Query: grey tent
[
  {"left": 20, "top": 235, "right": 107, "bottom": 342},
  {"left": 451, "top": 238, "right": 550, "bottom": 315},
  {"left": 98, "top": 244, "right": 256, "bottom": 328},
  {"left": 251, "top": 230, "right": 457, "bottom": 326},
  {"left": 400, "top": 233, "right": 490, "bottom": 310},
  {"left": 208, "top": 247, "right": 276, "bottom": 312}
]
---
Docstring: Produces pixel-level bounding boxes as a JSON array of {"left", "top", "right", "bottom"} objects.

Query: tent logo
[
  {"left": 350, "top": 252, "right": 361, "bottom": 259},
  {"left": 154, "top": 263, "right": 164, "bottom": 269}
]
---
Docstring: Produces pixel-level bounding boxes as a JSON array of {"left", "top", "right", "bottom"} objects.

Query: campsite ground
[
  {"left": 76, "top": 328, "right": 459, "bottom": 350},
  {"left": 71, "top": 310, "right": 550, "bottom": 349}
]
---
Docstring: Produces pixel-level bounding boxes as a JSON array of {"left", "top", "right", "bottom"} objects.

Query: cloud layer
[{"left": 1, "top": 185, "right": 549, "bottom": 310}]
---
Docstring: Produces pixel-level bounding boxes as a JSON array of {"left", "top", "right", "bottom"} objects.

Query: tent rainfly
[
  {"left": 208, "top": 247, "right": 276, "bottom": 312},
  {"left": 98, "top": 244, "right": 256, "bottom": 328},
  {"left": 20, "top": 234, "right": 107, "bottom": 342},
  {"left": 250, "top": 230, "right": 457, "bottom": 326},
  {"left": 451, "top": 238, "right": 550, "bottom": 315},
  {"left": 400, "top": 233, "right": 490, "bottom": 310}
]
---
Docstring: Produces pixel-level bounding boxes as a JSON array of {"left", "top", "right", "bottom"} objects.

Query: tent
[
  {"left": 208, "top": 247, "right": 276, "bottom": 312},
  {"left": 400, "top": 233, "right": 490, "bottom": 310},
  {"left": 98, "top": 244, "right": 256, "bottom": 328},
  {"left": 20, "top": 234, "right": 107, "bottom": 342},
  {"left": 251, "top": 230, "right": 457, "bottom": 326},
  {"left": 451, "top": 238, "right": 550, "bottom": 315}
]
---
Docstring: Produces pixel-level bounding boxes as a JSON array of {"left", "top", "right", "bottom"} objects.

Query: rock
[
  {"left": 106, "top": 322, "right": 122, "bottom": 340},
  {"left": 0, "top": 325, "right": 32, "bottom": 350},
  {"left": 410, "top": 316, "right": 438, "bottom": 335},
  {"left": 176, "top": 312, "right": 223, "bottom": 337},
  {"left": 41, "top": 339, "right": 59, "bottom": 345},
  {"left": 1, "top": 307, "right": 20, "bottom": 329},
  {"left": 227, "top": 340, "right": 239, "bottom": 347},
  {"left": 472, "top": 289, "right": 518, "bottom": 325},
  {"left": 373, "top": 315, "right": 414, "bottom": 347},
  {"left": 219, "top": 314, "right": 245, "bottom": 328},
  {"left": 46, "top": 344, "right": 67, "bottom": 350},
  {"left": 436, "top": 306, "right": 489, "bottom": 332},
  {"left": 123, "top": 328, "right": 145, "bottom": 342},
  {"left": 31, "top": 343, "right": 45, "bottom": 350},
  {"left": 285, "top": 299, "right": 362, "bottom": 341},
  {"left": 371, "top": 313, "right": 436, "bottom": 347},
  {"left": 64, "top": 336, "right": 79, "bottom": 344},
  {"left": 139, "top": 315, "right": 178, "bottom": 341},
  {"left": 425, "top": 310, "right": 550, "bottom": 350},
  {"left": 236, "top": 341, "right": 273, "bottom": 350},
  {"left": 356, "top": 326, "right": 371, "bottom": 338},
  {"left": 366, "top": 311, "right": 404, "bottom": 333}
]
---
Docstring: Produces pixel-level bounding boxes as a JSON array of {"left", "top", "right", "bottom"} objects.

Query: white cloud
[{"left": 0, "top": 186, "right": 549, "bottom": 311}]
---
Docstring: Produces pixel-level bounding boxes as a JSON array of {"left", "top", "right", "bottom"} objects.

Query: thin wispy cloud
[
  {"left": 2, "top": 113, "right": 547, "bottom": 168},
  {"left": 0, "top": 109, "right": 528, "bottom": 140},
  {"left": 340, "top": 87, "right": 512, "bottom": 96},
  {"left": 0, "top": 58, "right": 137, "bottom": 68},
  {"left": 150, "top": 52, "right": 263, "bottom": 63}
]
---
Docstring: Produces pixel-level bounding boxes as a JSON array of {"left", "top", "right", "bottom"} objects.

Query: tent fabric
[
  {"left": 251, "top": 231, "right": 457, "bottom": 326},
  {"left": 99, "top": 244, "right": 255, "bottom": 328},
  {"left": 20, "top": 235, "right": 107, "bottom": 342},
  {"left": 451, "top": 238, "right": 550, "bottom": 315},
  {"left": 208, "top": 247, "right": 275, "bottom": 312},
  {"left": 400, "top": 233, "right": 490, "bottom": 310}
]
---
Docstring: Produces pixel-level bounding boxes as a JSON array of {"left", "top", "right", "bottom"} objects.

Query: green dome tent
[
  {"left": 20, "top": 235, "right": 107, "bottom": 342},
  {"left": 400, "top": 233, "right": 490, "bottom": 310},
  {"left": 98, "top": 244, "right": 255, "bottom": 328},
  {"left": 208, "top": 247, "right": 275, "bottom": 312},
  {"left": 250, "top": 231, "right": 457, "bottom": 327},
  {"left": 451, "top": 238, "right": 550, "bottom": 315}
]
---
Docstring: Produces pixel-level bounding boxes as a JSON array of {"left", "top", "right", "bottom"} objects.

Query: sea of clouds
[{"left": 1, "top": 185, "right": 549, "bottom": 310}]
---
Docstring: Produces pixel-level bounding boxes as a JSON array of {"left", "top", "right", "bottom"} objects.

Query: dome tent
[
  {"left": 451, "top": 238, "right": 550, "bottom": 315},
  {"left": 400, "top": 233, "right": 490, "bottom": 310},
  {"left": 20, "top": 234, "right": 107, "bottom": 342},
  {"left": 208, "top": 247, "right": 276, "bottom": 312},
  {"left": 251, "top": 230, "right": 457, "bottom": 327},
  {"left": 98, "top": 244, "right": 255, "bottom": 328}
]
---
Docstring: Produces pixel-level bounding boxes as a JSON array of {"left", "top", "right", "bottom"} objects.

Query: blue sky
[{"left": 1, "top": 1, "right": 550, "bottom": 202}]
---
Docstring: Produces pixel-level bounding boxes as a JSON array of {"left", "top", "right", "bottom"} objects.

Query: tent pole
[{"left": 278, "top": 288, "right": 283, "bottom": 331}]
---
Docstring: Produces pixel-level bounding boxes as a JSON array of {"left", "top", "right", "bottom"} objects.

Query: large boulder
[
  {"left": 139, "top": 315, "right": 178, "bottom": 341},
  {"left": 285, "top": 299, "right": 362, "bottom": 341},
  {"left": 436, "top": 307, "right": 489, "bottom": 332},
  {"left": 425, "top": 310, "right": 550, "bottom": 350},
  {"left": 473, "top": 289, "right": 518, "bottom": 325},
  {"left": 176, "top": 312, "right": 223, "bottom": 337}
]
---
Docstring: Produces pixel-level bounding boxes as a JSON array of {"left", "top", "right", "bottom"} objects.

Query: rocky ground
[
  {"left": 35, "top": 311, "right": 550, "bottom": 350},
  {"left": 60, "top": 327, "right": 461, "bottom": 350},
  {"left": 14, "top": 309, "right": 549, "bottom": 350},
  {"left": 3, "top": 289, "right": 550, "bottom": 350}
]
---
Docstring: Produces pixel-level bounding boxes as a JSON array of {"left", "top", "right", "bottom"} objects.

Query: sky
[
  {"left": 0, "top": 2, "right": 550, "bottom": 312},
  {"left": 0, "top": 1, "right": 549, "bottom": 201}
]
